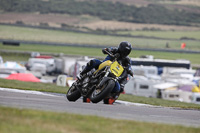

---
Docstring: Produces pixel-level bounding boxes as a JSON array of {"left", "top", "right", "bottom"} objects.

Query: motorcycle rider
[{"left": 77, "top": 41, "right": 133, "bottom": 104}]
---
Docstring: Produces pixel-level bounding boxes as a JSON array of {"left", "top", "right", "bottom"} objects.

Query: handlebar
[{"left": 104, "top": 50, "right": 120, "bottom": 59}]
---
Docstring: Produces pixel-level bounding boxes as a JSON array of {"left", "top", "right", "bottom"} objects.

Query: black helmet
[{"left": 118, "top": 41, "right": 132, "bottom": 58}]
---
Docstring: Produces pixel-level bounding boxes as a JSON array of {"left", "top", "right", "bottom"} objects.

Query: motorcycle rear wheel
[
  {"left": 66, "top": 84, "right": 81, "bottom": 102},
  {"left": 90, "top": 79, "right": 115, "bottom": 103}
]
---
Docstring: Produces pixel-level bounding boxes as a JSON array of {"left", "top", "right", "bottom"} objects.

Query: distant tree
[
  {"left": 0, "top": 0, "right": 199, "bottom": 26},
  {"left": 15, "top": 21, "right": 24, "bottom": 25},
  {"left": 40, "top": 23, "right": 49, "bottom": 27}
]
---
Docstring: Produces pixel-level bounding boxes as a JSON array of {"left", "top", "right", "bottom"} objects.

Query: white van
[
  {"left": 124, "top": 75, "right": 161, "bottom": 98},
  {"left": 26, "top": 58, "right": 56, "bottom": 75},
  {"left": 131, "top": 65, "right": 160, "bottom": 80}
]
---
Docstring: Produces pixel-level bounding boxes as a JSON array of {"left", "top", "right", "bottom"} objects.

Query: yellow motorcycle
[{"left": 66, "top": 51, "right": 128, "bottom": 104}]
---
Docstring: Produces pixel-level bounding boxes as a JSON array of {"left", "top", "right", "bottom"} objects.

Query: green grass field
[
  {"left": 1, "top": 106, "right": 199, "bottom": 133},
  {"left": 0, "top": 52, "right": 30, "bottom": 62},
  {"left": 0, "top": 25, "right": 200, "bottom": 50},
  {"left": 1, "top": 43, "right": 200, "bottom": 65},
  {"left": 117, "top": 30, "right": 200, "bottom": 40}
]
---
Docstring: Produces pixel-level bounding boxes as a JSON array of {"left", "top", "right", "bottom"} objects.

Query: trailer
[
  {"left": 131, "top": 57, "right": 191, "bottom": 74},
  {"left": 26, "top": 58, "right": 56, "bottom": 75},
  {"left": 191, "top": 93, "right": 200, "bottom": 104},
  {"left": 162, "top": 89, "right": 193, "bottom": 103},
  {"left": 131, "top": 65, "right": 161, "bottom": 80},
  {"left": 124, "top": 75, "right": 162, "bottom": 98}
]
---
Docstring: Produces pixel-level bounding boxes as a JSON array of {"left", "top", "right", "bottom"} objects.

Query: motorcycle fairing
[
  {"left": 98, "top": 60, "right": 112, "bottom": 71},
  {"left": 110, "top": 61, "right": 124, "bottom": 77},
  {"left": 95, "top": 60, "right": 124, "bottom": 78}
]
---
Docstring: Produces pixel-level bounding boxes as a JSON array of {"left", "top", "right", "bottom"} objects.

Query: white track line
[
  {"left": 0, "top": 87, "right": 155, "bottom": 107},
  {"left": 115, "top": 100, "right": 155, "bottom": 107},
  {"left": 0, "top": 87, "right": 58, "bottom": 97}
]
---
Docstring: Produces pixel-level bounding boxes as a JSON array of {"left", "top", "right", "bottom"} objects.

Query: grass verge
[
  {"left": 0, "top": 52, "right": 30, "bottom": 62},
  {"left": 117, "top": 30, "right": 200, "bottom": 40},
  {"left": 118, "top": 94, "right": 200, "bottom": 110},
  {"left": 0, "top": 78, "right": 200, "bottom": 110},
  {"left": 0, "top": 106, "right": 200, "bottom": 133},
  {"left": 0, "top": 25, "right": 200, "bottom": 50},
  {"left": 0, "top": 78, "right": 67, "bottom": 94},
  {"left": 1, "top": 43, "right": 200, "bottom": 65}
]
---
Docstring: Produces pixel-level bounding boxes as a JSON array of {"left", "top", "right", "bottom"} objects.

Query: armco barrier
[{"left": 3, "top": 41, "right": 20, "bottom": 46}]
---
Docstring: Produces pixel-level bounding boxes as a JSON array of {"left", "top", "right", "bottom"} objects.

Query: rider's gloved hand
[
  {"left": 114, "top": 53, "right": 120, "bottom": 58},
  {"left": 127, "top": 68, "right": 134, "bottom": 77},
  {"left": 102, "top": 48, "right": 108, "bottom": 54},
  {"left": 125, "top": 66, "right": 134, "bottom": 77}
]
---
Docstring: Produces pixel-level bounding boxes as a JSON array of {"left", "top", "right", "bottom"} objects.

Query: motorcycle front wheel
[
  {"left": 90, "top": 79, "right": 115, "bottom": 103},
  {"left": 66, "top": 83, "right": 81, "bottom": 102}
]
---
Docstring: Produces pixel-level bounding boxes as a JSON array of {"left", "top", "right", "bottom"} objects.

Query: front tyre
[
  {"left": 66, "top": 84, "right": 81, "bottom": 102},
  {"left": 90, "top": 80, "right": 115, "bottom": 103}
]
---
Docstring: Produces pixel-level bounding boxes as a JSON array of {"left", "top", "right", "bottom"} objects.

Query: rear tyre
[
  {"left": 90, "top": 80, "right": 115, "bottom": 103},
  {"left": 66, "top": 84, "right": 81, "bottom": 102}
]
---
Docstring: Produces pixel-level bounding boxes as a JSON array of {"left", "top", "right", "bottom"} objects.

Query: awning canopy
[
  {"left": 6, "top": 73, "right": 40, "bottom": 82},
  {"left": 153, "top": 82, "right": 178, "bottom": 90}
]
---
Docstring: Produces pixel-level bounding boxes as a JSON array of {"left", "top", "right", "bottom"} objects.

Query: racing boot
[
  {"left": 83, "top": 97, "right": 91, "bottom": 103},
  {"left": 103, "top": 98, "right": 116, "bottom": 105},
  {"left": 76, "top": 66, "right": 89, "bottom": 81},
  {"left": 103, "top": 92, "right": 120, "bottom": 105},
  {"left": 77, "top": 59, "right": 96, "bottom": 80}
]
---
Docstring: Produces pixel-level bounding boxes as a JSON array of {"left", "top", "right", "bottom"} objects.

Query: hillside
[
  {"left": 0, "top": 0, "right": 200, "bottom": 27},
  {"left": 84, "top": 0, "right": 200, "bottom": 8}
]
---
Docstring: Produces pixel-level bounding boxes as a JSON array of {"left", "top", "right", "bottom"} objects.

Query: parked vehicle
[
  {"left": 0, "top": 61, "right": 26, "bottom": 73},
  {"left": 30, "top": 63, "right": 46, "bottom": 75},
  {"left": 124, "top": 75, "right": 163, "bottom": 98},
  {"left": 191, "top": 93, "right": 200, "bottom": 104},
  {"left": 162, "top": 89, "right": 192, "bottom": 103},
  {"left": 131, "top": 65, "right": 160, "bottom": 80},
  {"left": 26, "top": 58, "right": 56, "bottom": 75}
]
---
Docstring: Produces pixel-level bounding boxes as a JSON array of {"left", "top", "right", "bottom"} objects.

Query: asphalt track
[{"left": 0, "top": 88, "right": 200, "bottom": 127}]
